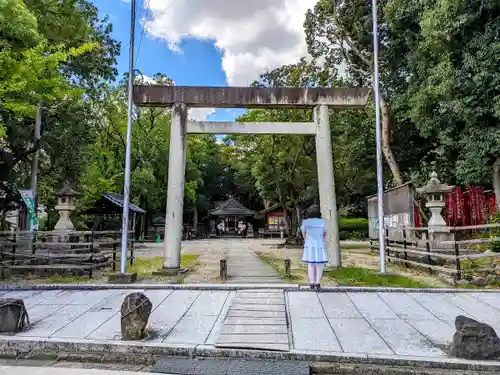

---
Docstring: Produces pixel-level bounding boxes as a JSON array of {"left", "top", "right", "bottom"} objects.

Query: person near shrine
[{"left": 300, "top": 204, "right": 327, "bottom": 291}]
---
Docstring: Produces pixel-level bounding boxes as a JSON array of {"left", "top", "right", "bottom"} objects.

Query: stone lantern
[
  {"left": 417, "top": 171, "right": 454, "bottom": 247},
  {"left": 54, "top": 181, "right": 79, "bottom": 236}
]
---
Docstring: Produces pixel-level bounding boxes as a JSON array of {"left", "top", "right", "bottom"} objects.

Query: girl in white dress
[{"left": 300, "top": 205, "right": 327, "bottom": 291}]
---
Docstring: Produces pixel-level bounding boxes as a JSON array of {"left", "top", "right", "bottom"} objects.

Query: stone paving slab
[
  {"left": 327, "top": 318, "right": 393, "bottom": 354},
  {"left": 317, "top": 293, "right": 362, "bottom": 319},
  {"left": 163, "top": 315, "right": 218, "bottom": 345},
  {"left": 367, "top": 318, "right": 444, "bottom": 358},
  {"left": 205, "top": 292, "right": 234, "bottom": 346},
  {"left": 290, "top": 317, "right": 342, "bottom": 352}
]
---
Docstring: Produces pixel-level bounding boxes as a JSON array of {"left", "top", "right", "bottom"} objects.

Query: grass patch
[
  {"left": 46, "top": 275, "right": 93, "bottom": 284},
  {"left": 126, "top": 254, "right": 201, "bottom": 276},
  {"left": 326, "top": 267, "right": 431, "bottom": 288},
  {"left": 28, "top": 254, "right": 201, "bottom": 284},
  {"left": 340, "top": 243, "right": 370, "bottom": 251},
  {"left": 256, "top": 252, "right": 302, "bottom": 281}
]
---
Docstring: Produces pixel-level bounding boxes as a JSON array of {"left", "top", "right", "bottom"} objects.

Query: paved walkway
[
  {"left": 223, "top": 241, "right": 283, "bottom": 283},
  {"left": 3, "top": 288, "right": 500, "bottom": 361}
]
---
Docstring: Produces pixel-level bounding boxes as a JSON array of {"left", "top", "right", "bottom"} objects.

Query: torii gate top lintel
[{"left": 133, "top": 85, "right": 370, "bottom": 109}]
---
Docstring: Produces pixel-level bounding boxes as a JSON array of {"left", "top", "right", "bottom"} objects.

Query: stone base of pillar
[
  {"left": 107, "top": 272, "right": 137, "bottom": 284},
  {"left": 152, "top": 267, "right": 188, "bottom": 276},
  {"left": 429, "top": 229, "right": 455, "bottom": 249}
]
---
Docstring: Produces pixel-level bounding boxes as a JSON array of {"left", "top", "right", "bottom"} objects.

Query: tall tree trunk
[
  {"left": 295, "top": 204, "right": 302, "bottom": 237},
  {"left": 264, "top": 200, "right": 272, "bottom": 210},
  {"left": 282, "top": 208, "right": 290, "bottom": 235},
  {"left": 380, "top": 96, "right": 404, "bottom": 186},
  {"left": 193, "top": 206, "right": 199, "bottom": 234},
  {"left": 277, "top": 186, "right": 290, "bottom": 235},
  {"left": 289, "top": 191, "right": 302, "bottom": 237},
  {"left": 493, "top": 157, "right": 500, "bottom": 212}
]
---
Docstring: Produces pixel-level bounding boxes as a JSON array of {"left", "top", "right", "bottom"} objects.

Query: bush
[
  {"left": 471, "top": 213, "right": 500, "bottom": 252},
  {"left": 490, "top": 214, "right": 500, "bottom": 253},
  {"left": 338, "top": 217, "right": 369, "bottom": 239}
]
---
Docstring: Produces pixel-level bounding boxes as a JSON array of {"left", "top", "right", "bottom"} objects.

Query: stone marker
[
  {"left": 220, "top": 259, "right": 227, "bottom": 280},
  {"left": 450, "top": 315, "right": 500, "bottom": 360},
  {"left": 0, "top": 298, "right": 29, "bottom": 333},
  {"left": 284, "top": 258, "right": 291, "bottom": 278},
  {"left": 120, "top": 293, "right": 153, "bottom": 340}
]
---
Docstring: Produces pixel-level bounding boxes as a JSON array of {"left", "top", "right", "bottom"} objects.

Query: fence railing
[
  {"left": 370, "top": 223, "right": 500, "bottom": 282},
  {"left": 0, "top": 230, "right": 136, "bottom": 280}
]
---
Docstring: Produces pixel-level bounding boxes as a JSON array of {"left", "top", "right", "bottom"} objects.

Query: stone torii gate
[{"left": 133, "top": 86, "right": 369, "bottom": 273}]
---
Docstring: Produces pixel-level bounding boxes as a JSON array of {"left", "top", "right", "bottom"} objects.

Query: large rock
[
  {"left": 450, "top": 315, "right": 500, "bottom": 360},
  {"left": 0, "top": 298, "right": 30, "bottom": 333},
  {"left": 120, "top": 292, "right": 153, "bottom": 340}
]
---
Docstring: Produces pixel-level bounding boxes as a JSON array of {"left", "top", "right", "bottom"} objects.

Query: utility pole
[
  {"left": 31, "top": 102, "right": 42, "bottom": 196},
  {"left": 118, "top": 0, "right": 136, "bottom": 277},
  {"left": 28, "top": 102, "right": 42, "bottom": 232},
  {"left": 371, "top": 0, "right": 387, "bottom": 273}
]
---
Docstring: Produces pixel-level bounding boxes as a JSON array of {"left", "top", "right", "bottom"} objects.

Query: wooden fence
[
  {"left": 0, "top": 230, "right": 136, "bottom": 280},
  {"left": 370, "top": 223, "right": 500, "bottom": 282}
]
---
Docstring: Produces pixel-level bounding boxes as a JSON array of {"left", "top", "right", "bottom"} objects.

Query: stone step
[{"left": 215, "top": 290, "right": 290, "bottom": 352}]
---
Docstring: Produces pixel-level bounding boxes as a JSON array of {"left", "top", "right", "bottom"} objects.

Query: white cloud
[
  {"left": 144, "top": 0, "right": 317, "bottom": 86},
  {"left": 135, "top": 74, "right": 215, "bottom": 120},
  {"left": 188, "top": 108, "right": 216, "bottom": 121}
]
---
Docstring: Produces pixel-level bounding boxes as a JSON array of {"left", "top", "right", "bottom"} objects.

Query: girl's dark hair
[{"left": 306, "top": 205, "right": 321, "bottom": 219}]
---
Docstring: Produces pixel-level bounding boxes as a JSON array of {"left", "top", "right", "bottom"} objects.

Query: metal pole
[
  {"left": 30, "top": 102, "right": 42, "bottom": 194},
  {"left": 371, "top": 0, "right": 386, "bottom": 273},
  {"left": 27, "top": 102, "right": 42, "bottom": 234},
  {"left": 120, "top": 0, "right": 136, "bottom": 274}
]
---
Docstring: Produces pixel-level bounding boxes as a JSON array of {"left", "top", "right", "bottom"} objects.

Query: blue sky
[
  {"left": 92, "top": 0, "right": 244, "bottom": 121},
  {"left": 91, "top": 0, "right": 313, "bottom": 121}
]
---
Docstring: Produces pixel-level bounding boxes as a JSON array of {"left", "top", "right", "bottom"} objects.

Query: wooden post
[
  {"left": 284, "top": 258, "right": 291, "bottom": 278},
  {"left": 385, "top": 227, "right": 390, "bottom": 263},
  {"left": 112, "top": 237, "right": 117, "bottom": 272},
  {"left": 454, "top": 241, "right": 461, "bottom": 281},
  {"left": 90, "top": 230, "right": 95, "bottom": 253},
  {"left": 220, "top": 259, "right": 228, "bottom": 280},
  {"left": 402, "top": 227, "right": 408, "bottom": 268},
  {"left": 32, "top": 231, "right": 37, "bottom": 256},
  {"left": 425, "top": 236, "right": 432, "bottom": 273},
  {"left": 11, "top": 233, "right": 16, "bottom": 265},
  {"left": 129, "top": 236, "right": 135, "bottom": 266}
]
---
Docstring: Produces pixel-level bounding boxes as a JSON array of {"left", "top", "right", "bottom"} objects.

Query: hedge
[{"left": 338, "top": 217, "right": 369, "bottom": 240}]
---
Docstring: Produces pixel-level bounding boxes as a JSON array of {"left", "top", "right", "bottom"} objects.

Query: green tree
[
  {"left": 389, "top": 0, "right": 500, "bottom": 188},
  {"left": 304, "top": 0, "right": 431, "bottom": 186},
  {"left": 0, "top": 0, "right": 100, "bottom": 220}
]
